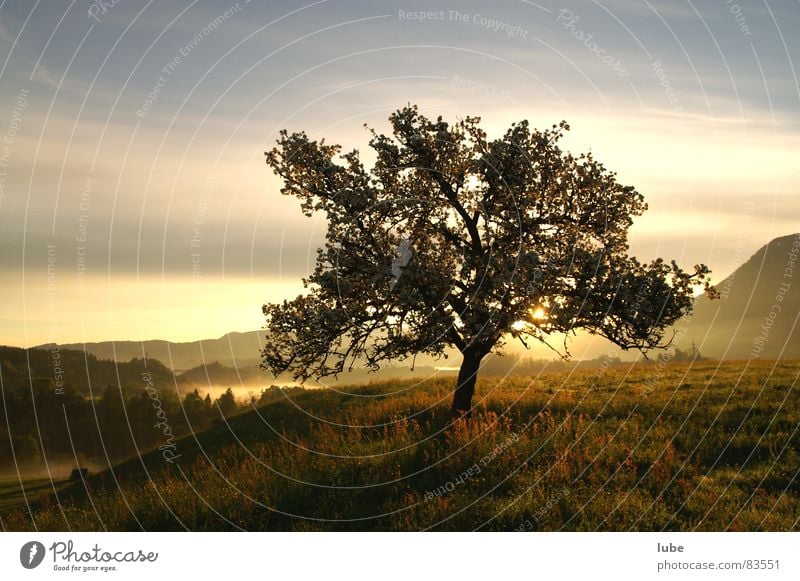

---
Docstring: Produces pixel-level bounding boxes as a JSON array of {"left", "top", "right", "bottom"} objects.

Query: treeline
[
  {"left": 0, "top": 345, "right": 175, "bottom": 396},
  {"left": 479, "top": 344, "right": 706, "bottom": 376},
  {"left": 178, "top": 360, "right": 265, "bottom": 385},
  {"left": 0, "top": 349, "right": 303, "bottom": 472}
]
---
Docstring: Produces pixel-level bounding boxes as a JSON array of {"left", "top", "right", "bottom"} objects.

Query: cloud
[
  {"left": 0, "top": 19, "right": 13, "bottom": 44},
  {"left": 591, "top": 0, "right": 705, "bottom": 20},
  {"left": 1, "top": 0, "right": 798, "bottom": 344}
]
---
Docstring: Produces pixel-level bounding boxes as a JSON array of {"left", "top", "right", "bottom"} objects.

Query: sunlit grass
[{"left": 2, "top": 360, "right": 798, "bottom": 531}]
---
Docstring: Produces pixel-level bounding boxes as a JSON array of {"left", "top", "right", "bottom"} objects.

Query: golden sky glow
[{"left": 1, "top": 1, "right": 798, "bottom": 348}]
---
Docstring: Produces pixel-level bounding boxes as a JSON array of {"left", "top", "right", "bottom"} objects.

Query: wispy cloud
[{"left": 0, "top": 0, "right": 797, "bottom": 345}]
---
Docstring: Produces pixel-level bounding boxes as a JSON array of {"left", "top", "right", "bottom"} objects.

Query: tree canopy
[{"left": 261, "top": 105, "right": 713, "bottom": 414}]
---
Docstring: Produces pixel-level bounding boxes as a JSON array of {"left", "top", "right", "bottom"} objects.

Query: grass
[
  {"left": 0, "top": 478, "right": 72, "bottom": 513},
  {"left": 2, "top": 359, "right": 798, "bottom": 531}
]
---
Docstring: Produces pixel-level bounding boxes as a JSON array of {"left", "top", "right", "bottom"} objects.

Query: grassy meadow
[{"left": 1, "top": 359, "right": 798, "bottom": 531}]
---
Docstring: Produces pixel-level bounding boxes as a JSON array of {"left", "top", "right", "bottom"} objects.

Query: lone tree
[{"left": 261, "top": 105, "right": 714, "bottom": 416}]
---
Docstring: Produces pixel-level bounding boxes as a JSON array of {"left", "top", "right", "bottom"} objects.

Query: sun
[
  {"left": 531, "top": 307, "right": 547, "bottom": 320},
  {"left": 511, "top": 306, "right": 548, "bottom": 331}
]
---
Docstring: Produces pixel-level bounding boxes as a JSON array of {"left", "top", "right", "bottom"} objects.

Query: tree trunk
[{"left": 451, "top": 349, "right": 484, "bottom": 417}]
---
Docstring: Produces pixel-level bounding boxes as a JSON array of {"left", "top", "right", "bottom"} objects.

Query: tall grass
[{"left": 3, "top": 360, "right": 798, "bottom": 531}]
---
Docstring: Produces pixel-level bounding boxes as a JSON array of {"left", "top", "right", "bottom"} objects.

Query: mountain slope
[
  {"left": 39, "top": 330, "right": 267, "bottom": 371},
  {"left": 686, "top": 233, "right": 800, "bottom": 359}
]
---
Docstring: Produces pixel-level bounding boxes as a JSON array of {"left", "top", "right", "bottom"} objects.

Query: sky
[{"left": 0, "top": 0, "right": 798, "bottom": 348}]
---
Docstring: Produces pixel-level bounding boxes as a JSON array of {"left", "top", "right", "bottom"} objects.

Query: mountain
[
  {"left": 31, "top": 335, "right": 445, "bottom": 387},
  {"left": 36, "top": 330, "right": 451, "bottom": 377},
  {"left": 38, "top": 330, "right": 267, "bottom": 371},
  {"left": 685, "top": 233, "right": 800, "bottom": 359}
]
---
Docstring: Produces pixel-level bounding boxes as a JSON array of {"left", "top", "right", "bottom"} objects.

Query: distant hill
[
  {"left": 38, "top": 330, "right": 267, "bottom": 371},
  {"left": 686, "top": 233, "right": 800, "bottom": 359},
  {"left": 35, "top": 330, "right": 453, "bottom": 378},
  {"left": 24, "top": 234, "right": 800, "bottom": 369},
  {"left": 177, "top": 360, "right": 266, "bottom": 386},
  {"left": 0, "top": 345, "right": 175, "bottom": 395},
  {"left": 173, "top": 359, "right": 451, "bottom": 389}
]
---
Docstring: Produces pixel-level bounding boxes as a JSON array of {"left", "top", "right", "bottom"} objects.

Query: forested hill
[
  {"left": 38, "top": 330, "right": 267, "bottom": 371},
  {"left": 0, "top": 345, "right": 175, "bottom": 395}
]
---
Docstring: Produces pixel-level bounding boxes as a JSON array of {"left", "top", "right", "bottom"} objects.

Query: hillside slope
[
  {"left": 0, "top": 345, "right": 175, "bottom": 394},
  {"left": 686, "top": 233, "right": 800, "bottom": 359},
  {"left": 3, "top": 360, "right": 798, "bottom": 531}
]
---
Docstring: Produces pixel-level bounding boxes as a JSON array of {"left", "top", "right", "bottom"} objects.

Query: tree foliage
[{"left": 261, "top": 105, "right": 713, "bottom": 412}]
